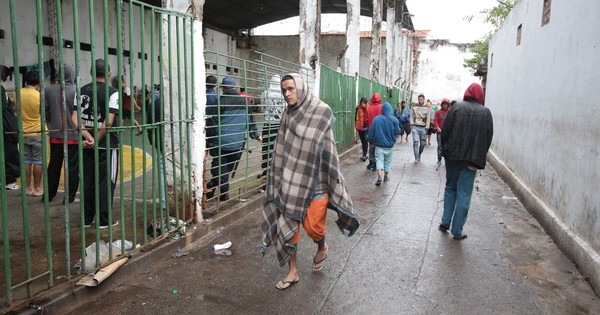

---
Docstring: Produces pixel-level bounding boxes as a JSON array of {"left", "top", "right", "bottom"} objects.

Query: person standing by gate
[
  {"left": 438, "top": 83, "right": 493, "bottom": 240},
  {"left": 2, "top": 85, "right": 20, "bottom": 190},
  {"left": 20, "top": 71, "right": 44, "bottom": 197},
  {"left": 71, "top": 59, "right": 120, "bottom": 228},
  {"left": 45, "top": 64, "right": 79, "bottom": 203},
  {"left": 205, "top": 76, "right": 261, "bottom": 202},
  {"left": 260, "top": 73, "right": 359, "bottom": 290}
]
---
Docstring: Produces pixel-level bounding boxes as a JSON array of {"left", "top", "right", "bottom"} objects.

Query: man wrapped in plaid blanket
[{"left": 260, "top": 73, "right": 360, "bottom": 290}]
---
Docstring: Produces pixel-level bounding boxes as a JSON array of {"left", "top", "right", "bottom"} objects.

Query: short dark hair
[
  {"left": 206, "top": 75, "right": 217, "bottom": 88},
  {"left": 401, "top": 101, "right": 406, "bottom": 105},
  {"left": 93, "top": 58, "right": 110, "bottom": 77},
  {"left": 25, "top": 71, "right": 40, "bottom": 86},
  {"left": 418, "top": 94, "right": 425, "bottom": 99},
  {"left": 282, "top": 75, "right": 294, "bottom": 82}
]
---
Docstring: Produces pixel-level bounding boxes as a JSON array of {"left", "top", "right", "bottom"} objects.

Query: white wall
[
  {"left": 486, "top": 0, "right": 600, "bottom": 268},
  {"left": 412, "top": 40, "right": 478, "bottom": 103}
]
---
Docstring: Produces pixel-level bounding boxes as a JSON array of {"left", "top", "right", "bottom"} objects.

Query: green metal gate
[{"left": 0, "top": 0, "right": 195, "bottom": 307}]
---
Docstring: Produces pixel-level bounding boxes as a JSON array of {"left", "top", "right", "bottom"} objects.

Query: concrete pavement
[{"left": 62, "top": 139, "right": 600, "bottom": 314}]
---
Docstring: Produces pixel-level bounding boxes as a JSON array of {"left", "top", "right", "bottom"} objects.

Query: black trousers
[
  {"left": 357, "top": 130, "right": 368, "bottom": 157},
  {"left": 3, "top": 139, "right": 20, "bottom": 183},
  {"left": 260, "top": 123, "right": 279, "bottom": 170},
  {"left": 208, "top": 147, "right": 242, "bottom": 195},
  {"left": 82, "top": 148, "right": 118, "bottom": 225},
  {"left": 47, "top": 142, "right": 79, "bottom": 202}
]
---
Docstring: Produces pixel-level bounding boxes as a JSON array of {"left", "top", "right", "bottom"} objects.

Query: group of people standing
[{"left": 1, "top": 58, "right": 164, "bottom": 229}]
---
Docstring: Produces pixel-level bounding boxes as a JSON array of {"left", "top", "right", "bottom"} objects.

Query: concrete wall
[
  {"left": 486, "top": 0, "right": 600, "bottom": 292},
  {"left": 412, "top": 39, "right": 477, "bottom": 103},
  {"left": 0, "top": 0, "right": 160, "bottom": 92}
]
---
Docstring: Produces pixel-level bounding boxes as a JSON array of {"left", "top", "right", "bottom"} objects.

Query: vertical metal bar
[
  {"left": 116, "top": 0, "right": 126, "bottom": 250},
  {"left": 3, "top": 0, "right": 21, "bottom": 303},
  {"left": 128, "top": 0, "right": 137, "bottom": 247},
  {"left": 88, "top": 0, "right": 103, "bottom": 268},
  {"left": 176, "top": 16, "right": 184, "bottom": 223},
  {"left": 54, "top": 0, "right": 71, "bottom": 279},
  {"left": 140, "top": 4, "right": 149, "bottom": 244},
  {"left": 168, "top": 15, "right": 179, "bottom": 226},
  {"left": 102, "top": 0, "right": 115, "bottom": 255},
  {"left": 35, "top": 0, "right": 53, "bottom": 286},
  {"left": 73, "top": 0, "right": 87, "bottom": 275},
  {"left": 149, "top": 7, "right": 158, "bottom": 238},
  {"left": 183, "top": 17, "right": 193, "bottom": 221},
  {"left": 158, "top": 11, "right": 167, "bottom": 236}
]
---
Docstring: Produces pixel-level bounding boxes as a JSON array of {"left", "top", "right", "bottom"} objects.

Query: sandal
[
  {"left": 275, "top": 278, "right": 299, "bottom": 290},
  {"left": 312, "top": 245, "right": 328, "bottom": 271}
]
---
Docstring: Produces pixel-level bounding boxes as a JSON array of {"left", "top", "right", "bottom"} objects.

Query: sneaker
[
  {"left": 99, "top": 221, "right": 119, "bottom": 229},
  {"left": 256, "top": 170, "right": 267, "bottom": 179},
  {"left": 359, "top": 156, "right": 367, "bottom": 162},
  {"left": 219, "top": 194, "right": 229, "bottom": 202},
  {"left": 375, "top": 177, "right": 382, "bottom": 186},
  {"left": 438, "top": 224, "right": 450, "bottom": 231},
  {"left": 84, "top": 220, "right": 95, "bottom": 228},
  {"left": 6, "top": 183, "right": 20, "bottom": 190},
  {"left": 384, "top": 174, "right": 389, "bottom": 182}
]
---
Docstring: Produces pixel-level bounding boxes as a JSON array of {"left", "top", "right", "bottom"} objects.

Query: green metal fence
[
  {"left": 0, "top": 0, "right": 195, "bottom": 307},
  {"left": 319, "top": 65, "right": 356, "bottom": 150},
  {"left": 202, "top": 51, "right": 314, "bottom": 213}
]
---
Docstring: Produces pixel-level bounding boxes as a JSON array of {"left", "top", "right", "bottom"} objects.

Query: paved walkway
[{"left": 65, "top": 139, "right": 600, "bottom": 314}]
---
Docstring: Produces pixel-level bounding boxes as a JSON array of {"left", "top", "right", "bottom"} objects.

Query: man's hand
[
  {"left": 257, "top": 136, "right": 263, "bottom": 143},
  {"left": 82, "top": 129, "right": 95, "bottom": 148}
]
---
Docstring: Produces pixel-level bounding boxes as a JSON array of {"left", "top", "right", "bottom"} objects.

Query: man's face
[
  {"left": 418, "top": 96, "right": 424, "bottom": 105},
  {"left": 442, "top": 102, "right": 449, "bottom": 110},
  {"left": 281, "top": 79, "right": 298, "bottom": 106}
]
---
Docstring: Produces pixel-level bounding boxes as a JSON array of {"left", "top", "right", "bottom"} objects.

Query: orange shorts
[{"left": 291, "top": 194, "right": 329, "bottom": 245}]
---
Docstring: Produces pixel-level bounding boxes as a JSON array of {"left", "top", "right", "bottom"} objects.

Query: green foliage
[{"left": 464, "top": 0, "right": 517, "bottom": 74}]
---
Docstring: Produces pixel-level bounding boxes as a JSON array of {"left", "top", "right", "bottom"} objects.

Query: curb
[{"left": 488, "top": 150, "right": 600, "bottom": 296}]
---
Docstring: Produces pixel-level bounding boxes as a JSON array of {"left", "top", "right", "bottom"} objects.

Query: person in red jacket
[
  {"left": 365, "top": 92, "right": 382, "bottom": 171},
  {"left": 354, "top": 97, "right": 369, "bottom": 161},
  {"left": 434, "top": 98, "right": 450, "bottom": 164}
]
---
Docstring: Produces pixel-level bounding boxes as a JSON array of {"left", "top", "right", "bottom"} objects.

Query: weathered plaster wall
[{"left": 486, "top": 0, "right": 600, "bottom": 291}]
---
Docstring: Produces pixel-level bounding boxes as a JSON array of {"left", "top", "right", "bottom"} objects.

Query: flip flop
[
  {"left": 312, "top": 246, "right": 328, "bottom": 271},
  {"left": 275, "top": 278, "right": 299, "bottom": 290}
]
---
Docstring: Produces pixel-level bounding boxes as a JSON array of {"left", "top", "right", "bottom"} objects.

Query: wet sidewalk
[{"left": 64, "top": 140, "right": 600, "bottom": 314}]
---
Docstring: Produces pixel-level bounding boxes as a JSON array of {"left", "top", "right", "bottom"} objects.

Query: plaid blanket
[{"left": 260, "top": 73, "right": 360, "bottom": 267}]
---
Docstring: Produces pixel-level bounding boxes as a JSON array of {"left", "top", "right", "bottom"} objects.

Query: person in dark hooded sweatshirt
[
  {"left": 45, "top": 64, "right": 79, "bottom": 203},
  {"left": 365, "top": 92, "right": 383, "bottom": 170},
  {"left": 367, "top": 102, "right": 400, "bottom": 186},
  {"left": 438, "top": 83, "right": 493, "bottom": 240}
]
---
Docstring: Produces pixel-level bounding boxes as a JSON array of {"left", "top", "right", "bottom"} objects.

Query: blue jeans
[
  {"left": 374, "top": 146, "right": 393, "bottom": 173},
  {"left": 412, "top": 126, "right": 426, "bottom": 159},
  {"left": 441, "top": 160, "right": 477, "bottom": 236}
]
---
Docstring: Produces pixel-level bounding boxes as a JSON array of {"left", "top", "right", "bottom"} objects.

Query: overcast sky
[{"left": 254, "top": 0, "right": 499, "bottom": 43}]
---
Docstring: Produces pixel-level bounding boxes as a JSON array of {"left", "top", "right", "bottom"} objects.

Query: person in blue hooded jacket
[
  {"left": 206, "top": 76, "right": 262, "bottom": 201},
  {"left": 367, "top": 102, "right": 400, "bottom": 186}
]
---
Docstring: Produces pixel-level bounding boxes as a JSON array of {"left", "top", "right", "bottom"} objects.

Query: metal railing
[{"left": 0, "top": 0, "right": 195, "bottom": 307}]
